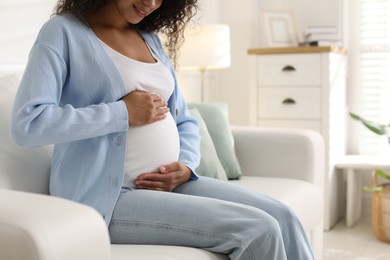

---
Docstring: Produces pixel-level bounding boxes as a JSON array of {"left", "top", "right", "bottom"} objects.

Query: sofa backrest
[{"left": 0, "top": 75, "right": 52, "bottom": 194}]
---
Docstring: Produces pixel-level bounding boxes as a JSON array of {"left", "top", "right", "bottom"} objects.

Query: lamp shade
[{"left": 178, "top": 24, "right": 231, "bottom": 71}]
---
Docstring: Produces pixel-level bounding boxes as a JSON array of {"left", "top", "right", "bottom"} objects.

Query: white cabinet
[{"left": 248, "top": 47, "right": 347, "bottom": 230}]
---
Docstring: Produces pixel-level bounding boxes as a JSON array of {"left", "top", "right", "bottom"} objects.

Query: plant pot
[{"left": 371, "top": 172, "right": 390, "bottom": 243}]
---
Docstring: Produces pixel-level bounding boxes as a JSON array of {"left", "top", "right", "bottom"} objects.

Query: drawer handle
[
  {"left": 282, "top": 65, "right": 296, "bottom": 72},
  {"left": 282, "top": 98, "right": 296, "bottom": 105}
]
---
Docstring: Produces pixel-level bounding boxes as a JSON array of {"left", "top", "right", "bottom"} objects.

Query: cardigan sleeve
[
  {"left": 175, "top": 89, "right": 201, "bottom": 179},
  {"left": 11, "top": 42, "right": 129, "bottom": 147}
]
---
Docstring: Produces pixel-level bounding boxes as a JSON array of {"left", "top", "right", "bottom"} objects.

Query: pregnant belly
[{"left": 123, "top": 114, "right": 180, "bottom": 188}]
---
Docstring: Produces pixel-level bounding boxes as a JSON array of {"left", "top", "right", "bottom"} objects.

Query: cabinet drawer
[
  {"left": 257, "top": 54, "right": 322, "bottom": 86},
  {"left": 257, "top": 119, "right": 322, "bottom": 133},
  {"left": 258, "top": 87, "right": 321, "bottom": 119}
]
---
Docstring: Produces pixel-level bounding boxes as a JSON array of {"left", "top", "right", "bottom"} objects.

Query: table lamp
[{"left": 178, "top": 24, "right": 231, "bottom": 102}]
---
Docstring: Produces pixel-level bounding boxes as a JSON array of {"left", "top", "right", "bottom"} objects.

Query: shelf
[{"left": 248, "top": 46, "right": 347, "bottom": 55}]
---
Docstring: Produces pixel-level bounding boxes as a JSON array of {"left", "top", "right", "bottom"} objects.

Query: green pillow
[
  {"left": 188, "top": 103, "right": 242, "bottom": 180},
  {"left": 189, "top": 108, "right": 228, "bottom": 181}
]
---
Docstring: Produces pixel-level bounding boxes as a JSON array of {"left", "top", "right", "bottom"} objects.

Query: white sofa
[{"left": 0, "top": 74, "right": 325, "bottom": 260}]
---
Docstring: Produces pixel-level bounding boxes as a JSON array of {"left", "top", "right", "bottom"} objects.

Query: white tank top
[{"left": 100, "top": 40, "right": 180, "bottom": 189}]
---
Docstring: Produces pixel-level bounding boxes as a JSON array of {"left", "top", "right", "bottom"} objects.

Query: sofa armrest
[
  {"left": 0, "top": 189, "right": 110, "bottom": 260},
  {"left": 232, "top": 126, "right": 325, "bottom": 189}
]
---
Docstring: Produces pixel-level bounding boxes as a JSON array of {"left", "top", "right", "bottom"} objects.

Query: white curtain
[{"left": 349, "top": 0, "right": 390, "bottom": 155}]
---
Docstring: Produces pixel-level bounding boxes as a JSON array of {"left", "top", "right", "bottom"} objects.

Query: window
[{"left": 353, "top": 0, "right": 390, "bottom": 155}]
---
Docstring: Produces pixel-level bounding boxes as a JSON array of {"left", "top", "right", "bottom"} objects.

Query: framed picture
[{"left": 262, "top": 11, "right": 298, "bottom": 47}]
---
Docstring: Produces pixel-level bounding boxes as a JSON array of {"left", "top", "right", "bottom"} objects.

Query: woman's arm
[
  {"left": 11, "top": 43, "right": 129, "bottom": 147},
  {"left": 175, "top": 88, "right": 201, "bottom": 175}
]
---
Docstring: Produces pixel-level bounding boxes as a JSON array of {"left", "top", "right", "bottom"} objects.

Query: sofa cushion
[
  {"left": 188, "top": 103, "right": 242, "bottom": 180},
  {"left": 230, "top": 176, "right": 323, "bottom": 232},
  {"left": 111, "top": 245, "right": 227, "bottom": 260},
  {"left": 189, "top": 108, "right": 228, "bottom": 180},
  {"left": 0, "top": 75, "right": 52, "bottom": 193}
]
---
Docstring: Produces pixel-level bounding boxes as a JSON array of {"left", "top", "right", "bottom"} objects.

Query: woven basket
[{"left": 371, "top": 171, "right": 390, "bottom": 243}]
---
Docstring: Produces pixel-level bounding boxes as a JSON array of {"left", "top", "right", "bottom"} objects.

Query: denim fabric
[{"left": 109, "top": 177, "right": 314, "bottom": 260}]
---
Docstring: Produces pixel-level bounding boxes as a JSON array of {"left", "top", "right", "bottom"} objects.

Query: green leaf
[
  {"left": 349, "top": 112, "right": 390, "bottom": 137},
  {"left": 375, "top": 169, "right": 390, "bottom": 180},
  {"left": 349, "top": 112, "right": 361, "bottom": 121},
  {"left": 364, "top": 169, "right": 390, "bottom": 192},
  {"left": 364, "top": 186, "right": 384, "bottom": 192}
]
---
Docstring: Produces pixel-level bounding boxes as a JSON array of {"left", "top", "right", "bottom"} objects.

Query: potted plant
[
  {"left": 350, "top": 112, "right": 390, "bottom": 242},
  {"left": 349, "top": 112, "right": 390, "bottom": 186}
]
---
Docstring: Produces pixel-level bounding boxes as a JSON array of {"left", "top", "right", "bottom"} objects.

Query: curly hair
[{"left": 53, "top": 0, "right": 198, "bottom": 64}]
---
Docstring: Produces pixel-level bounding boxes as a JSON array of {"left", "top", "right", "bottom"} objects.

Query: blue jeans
[{"left": 108, "top": 177, "right": 314, "bottom": 260}]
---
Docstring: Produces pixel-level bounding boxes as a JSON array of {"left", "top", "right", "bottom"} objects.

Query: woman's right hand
[{"left": 121, "top": 90, "right": 169, "bottom": 126}]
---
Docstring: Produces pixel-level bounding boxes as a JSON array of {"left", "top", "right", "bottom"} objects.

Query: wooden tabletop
[{"left": 248, "top": 46, "right": 347, "bottom": 55}]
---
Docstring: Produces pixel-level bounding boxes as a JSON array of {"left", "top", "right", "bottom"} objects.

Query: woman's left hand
[{"left": 134, "top": 162, "right": 192, "bottom": 192}]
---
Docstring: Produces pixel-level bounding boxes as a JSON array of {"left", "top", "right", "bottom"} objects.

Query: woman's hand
[
  {"left": 121, "top": 90, "right": 169, "bottom": 126},
  {"left": 134, "top": 162, "right": 192, "bottom": 192}
]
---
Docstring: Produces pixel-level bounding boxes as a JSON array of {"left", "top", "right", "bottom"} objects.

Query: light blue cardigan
[{"left": 11, "top": 14, "right": 200, "bottom": 226}]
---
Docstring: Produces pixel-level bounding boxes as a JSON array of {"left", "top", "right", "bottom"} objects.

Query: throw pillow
[
  {"left": 188, "top": 103, "right": 242, "bottom": 180},
  {"left": 188, "top": 108, "right": 228, "bottom": 181}
]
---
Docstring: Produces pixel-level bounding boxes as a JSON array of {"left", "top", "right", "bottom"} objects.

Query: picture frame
[{"left": 262, "top": 11, "right": 298, "bottom": 47}]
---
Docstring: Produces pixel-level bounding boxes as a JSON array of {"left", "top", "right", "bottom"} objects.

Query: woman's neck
[{"left": 83, "top": 3, "right": 130, "bottom": 31}]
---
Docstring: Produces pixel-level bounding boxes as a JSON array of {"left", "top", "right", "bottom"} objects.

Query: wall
[
  {"left": 178, "top": 0, "right": 259, "bottom": 125},
  {"left": 0, "top": 0, "right": 57, "bottom": 70}
]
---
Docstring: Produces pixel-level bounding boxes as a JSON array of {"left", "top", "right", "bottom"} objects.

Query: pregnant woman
[{"left": 11, "top": 0, "right": 314, "bottom": 259}]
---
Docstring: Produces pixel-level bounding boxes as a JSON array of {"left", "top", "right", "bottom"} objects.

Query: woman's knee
[
  {"left": 269, "top": 200, "right": 301, "bottom": 225},
  {"left": 234, "top": 211, "right": 286, "bottom": 260}
]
